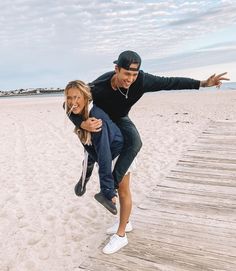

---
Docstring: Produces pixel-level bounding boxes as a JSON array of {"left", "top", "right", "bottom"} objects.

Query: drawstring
[{"left": 81, "top": 150, "right": 88, "bottom": 188}]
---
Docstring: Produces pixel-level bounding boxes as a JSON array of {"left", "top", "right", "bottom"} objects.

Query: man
[{"left": 68, "top": 50, "right": 229, "bottom": 254}]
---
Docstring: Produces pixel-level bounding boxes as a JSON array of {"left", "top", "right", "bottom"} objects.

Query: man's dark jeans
[
  {"left": 112, "top": 116, "right": 142, "bottom": 186},
  {"left": 82, "top": 116, "right": 142, "bottom": 188}
]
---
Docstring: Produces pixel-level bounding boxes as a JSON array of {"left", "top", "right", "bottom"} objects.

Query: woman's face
[{"left": 66, "top": 87, "right": 86, "bottom": 114}]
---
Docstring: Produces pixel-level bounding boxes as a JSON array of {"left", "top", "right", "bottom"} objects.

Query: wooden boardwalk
[{"left": 80, "top": 121, "right": 236, "bottom": 271}]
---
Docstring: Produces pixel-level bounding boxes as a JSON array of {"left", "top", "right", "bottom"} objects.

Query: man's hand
[
  {"left": 200, "top": 72, "right": 230, "bottom": 88},
  {"left": 81, "top": 117, "right": 102, "bottom": 132}
]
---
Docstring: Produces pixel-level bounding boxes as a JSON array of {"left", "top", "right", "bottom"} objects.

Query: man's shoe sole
[{"left": 94, "top": 192, "right": 117, "bottom": 215}]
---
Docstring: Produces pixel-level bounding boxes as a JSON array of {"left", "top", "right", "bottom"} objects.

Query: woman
[{"left": 64, "top": 80, "right": 124, "bottom": 215}]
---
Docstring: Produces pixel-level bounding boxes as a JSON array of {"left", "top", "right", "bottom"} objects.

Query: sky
[{"left": 1, "top": 0, "right": 236, "bottom": 90}]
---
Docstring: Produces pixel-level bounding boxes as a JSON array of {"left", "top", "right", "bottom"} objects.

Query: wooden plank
[
  {"left": 196, "top": 140, "right": 236, "bottom": 148},
  {"left": 198, "top": 135, "right": 236, "bottom": 141},
  {"left": 165, "top": 175, "right": 236, "bottom": 189},
  {"left": 184, "top": 150, "right": 236, "bottom": 158},
  {"left": 149, "top": 186, "right": 236, "bottom": 206},
  {"left": 134, "top": 207, "right": 236, "bottom": 231},
  {"left": 180, "top": 155, "right": 236, "bottom": 164},
  {"left": 187, "top": 146, "right": 236, "bottom": 154},
  {"left": 177, "top": 160, "right": 236, "bottom": 171},
  {"left": 178, "top": 162, "right": 236, "bottom": 172},
  {"left": 132, "top": 216, "right": 236, "bottom": 239},
  {"left": 201, "top": 131, "right": 236, "bottom": 136},
  {"left": 170, "top": 165, "right": 236, "bottom": 178},
  {"left": 168, "top": 170, "right": 235, "bottom": 183},
  {"left": 141, "top": 196, "right": 236, "bottom": 223},
  {"left": 159, "top": 178, "right": 236, "bottom": 196}
]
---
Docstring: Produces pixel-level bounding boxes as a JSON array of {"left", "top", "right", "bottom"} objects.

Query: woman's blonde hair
[{"left": 64, "top": 80, "right": 92, "bottom": 145}]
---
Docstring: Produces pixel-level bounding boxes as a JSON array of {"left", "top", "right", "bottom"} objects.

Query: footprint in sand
[
  {"left": 18, "top": 219, "right": 29, "bottom": 228},
  {"left": 62, "top": 245, "right": 72, "bottom": 256},
  {"left": 19, "top": 260, "right": 37, "bottom": 271},
  {"left": 15, "top": 209, "right": 25, "bottom": 219},
  {"left": 46, "top": 214, "right": 56, "bottom": 221},
  {"left": 27, "top": 232, "right": 43, "bottom": 245},
  {"left": 38, "top": 243, "right": 50, "bottom": 260},
  {"left": 61, "top": 213, "right": 70, "bottom": 224},
  {"left": 55, "top": 225, "right": 65, "bottom": 236}
]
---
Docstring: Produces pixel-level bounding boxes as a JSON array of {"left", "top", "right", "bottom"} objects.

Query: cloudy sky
[{"left": 1, "top": 0, "right": 236, "bottom": 90}]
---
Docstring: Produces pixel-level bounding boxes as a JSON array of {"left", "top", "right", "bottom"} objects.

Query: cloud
[
  {"left": 1, "top": 0, "right": 235, "bottom": 54},
  {"left": 0, "top": 0, "right": 236, "bottom": 89},
  {"left": 144, "top": 47, "right": 236, "bottom": 73}
]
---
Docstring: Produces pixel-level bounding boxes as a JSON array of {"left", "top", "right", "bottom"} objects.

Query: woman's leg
[{"left": 116, "top": 173, "right": 132, "bottom": 236}]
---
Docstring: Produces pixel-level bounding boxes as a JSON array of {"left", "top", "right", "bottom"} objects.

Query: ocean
[{"left": 0, "top": 82, "right": 235, "bottom": 99}]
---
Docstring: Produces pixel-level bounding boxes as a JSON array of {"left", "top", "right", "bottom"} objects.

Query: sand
[{"left": 0, "top": 89, "right": 236, "bottom": 270}]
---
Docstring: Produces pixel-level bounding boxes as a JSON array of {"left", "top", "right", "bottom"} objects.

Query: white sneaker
[
  {"left": 102, "top": 234, "right": 128, "bottom": 254},
  {"left": 106, "top": 220, "right": 133, "bottom": 235}
]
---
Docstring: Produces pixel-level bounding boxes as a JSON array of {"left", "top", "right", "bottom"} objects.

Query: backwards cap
[{"left": 113, "top": 50, "right": 141, "bottom": 71}]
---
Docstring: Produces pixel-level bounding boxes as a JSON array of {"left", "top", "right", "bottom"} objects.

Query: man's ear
[{"left": 114, "top": 65, "right": 119, "bottom": 74}]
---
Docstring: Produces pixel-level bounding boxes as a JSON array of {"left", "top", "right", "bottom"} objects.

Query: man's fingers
[
  {"left": 92, "top": 120, "right": 102, "bottom": 127},
  {"left": 90, "top": 118, "right": 102, "bottom": 123},
  {"left": 216, "top": 72, "right": 227, "bottom": 78},
  {"left": 218, "top": 77, "right": 230, "bottom": 81},
  {"left": 94, "top": 127, "right": 102, "bottom": 132},
  {"left": 215, "top": 72, "right": 230, "bottom": 81},
  {"left": 88, "top": 118, "right": 102, "bottom": 131}
]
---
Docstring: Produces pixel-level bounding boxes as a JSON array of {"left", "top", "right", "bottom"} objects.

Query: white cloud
[{"left": 0, "top": 0, "right": 236, "bottom": 89}]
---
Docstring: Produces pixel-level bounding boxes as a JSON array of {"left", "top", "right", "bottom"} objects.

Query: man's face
[{"left": 115, "top": 64, "right": 139, "bottom": 89}]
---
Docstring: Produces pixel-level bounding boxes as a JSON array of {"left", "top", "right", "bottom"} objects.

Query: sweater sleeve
[
  {"left": 142, "top": 72, "right": 201, "bottom": 92},
  {"left": 92, "top": 122, "right": 116, "bottom": 199},
  {"left": 68, "top": 112, "right": 84, "bottom": 127}
]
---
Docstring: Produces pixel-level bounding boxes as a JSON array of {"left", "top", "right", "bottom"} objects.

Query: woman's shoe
[
  {"left": 74, "top": 176, "right": 89, "bottom": 196},
  {"left": 74, "top": 162, "right": 94, "bottom": 196}
]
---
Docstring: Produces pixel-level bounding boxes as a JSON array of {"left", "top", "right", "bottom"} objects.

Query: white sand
[{"left": 0, "top": 89, "right": 236, "bottom": 270}]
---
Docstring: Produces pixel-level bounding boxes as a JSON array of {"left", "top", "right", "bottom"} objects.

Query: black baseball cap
[{"left": 113, "top": 50, "right": 141, "bottom": 71}]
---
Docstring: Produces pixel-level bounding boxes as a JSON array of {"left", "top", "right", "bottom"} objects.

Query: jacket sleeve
[
  {"left": 69, "top": 112, "right": 84, "bottom": 127},
  {"left": 143, "top": 72, "right": 201, "bottom": 92},
  {"left": 92, "top": 121, "right": 116, "bottom": 198}
]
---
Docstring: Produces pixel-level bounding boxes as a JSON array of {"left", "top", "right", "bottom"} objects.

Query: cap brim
[{"left": 113, "top": 60, "right": 118, "bottom": 64}]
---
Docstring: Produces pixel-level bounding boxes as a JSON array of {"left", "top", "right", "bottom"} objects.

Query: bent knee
[
  {"left": 130, "top": 138, "right": 142, "bottom": 156},
  {"left": 136, "top": 138, "right": 142, "bottom": 153},
  {"left": 118, "top": 190, "right": 131, "bottom": 200}
]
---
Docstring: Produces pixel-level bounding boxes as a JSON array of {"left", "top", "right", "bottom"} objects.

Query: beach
[{"left": 0, "top": 89, "right": 236, "bottom": 271}]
